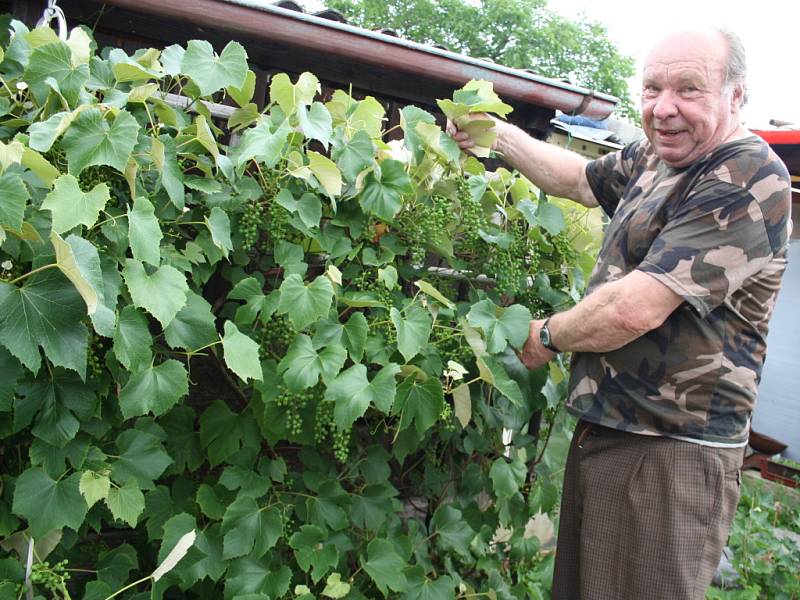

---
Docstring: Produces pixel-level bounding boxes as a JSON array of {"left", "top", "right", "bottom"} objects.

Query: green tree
[{"left": 326, "top": 0, "right": 639, "bottom": 121}]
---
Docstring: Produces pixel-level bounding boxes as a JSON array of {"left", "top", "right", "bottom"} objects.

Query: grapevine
[{"left": 0, "top": 27, "right": 593, "bottom": 600}]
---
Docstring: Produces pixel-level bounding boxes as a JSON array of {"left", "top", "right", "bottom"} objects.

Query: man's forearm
[
  {"left": 494, "top": 121, "right": 598, "bottom": 208},
  {"left": 548, "top": 272, "right": 683, "bottom": 353}
]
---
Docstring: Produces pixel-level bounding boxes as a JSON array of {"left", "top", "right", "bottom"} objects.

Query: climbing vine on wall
[{"left": 0, "top": 19, "right": 598, "bottom": 599}]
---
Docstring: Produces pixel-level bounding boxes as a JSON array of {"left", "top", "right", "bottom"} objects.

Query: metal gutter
[{"left": 98, "top": 0, "right": 619, "bottom": 120}]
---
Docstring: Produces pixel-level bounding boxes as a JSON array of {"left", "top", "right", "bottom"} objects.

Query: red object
[{"left": 751, "top": 129, "right": 800, "bottom": 146}]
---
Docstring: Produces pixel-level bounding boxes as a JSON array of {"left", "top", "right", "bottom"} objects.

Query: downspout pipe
[{"left": 97, "top": 0, "right": 619, "bottom": 120}]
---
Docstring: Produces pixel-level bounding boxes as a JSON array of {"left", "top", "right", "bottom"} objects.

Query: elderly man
[{"left": 450, "top": 28, "right": 791, "bottom": 599}]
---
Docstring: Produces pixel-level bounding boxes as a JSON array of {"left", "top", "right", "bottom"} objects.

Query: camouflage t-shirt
[{"left": 568, "top": 135, "right": 792, "bottom": 445}]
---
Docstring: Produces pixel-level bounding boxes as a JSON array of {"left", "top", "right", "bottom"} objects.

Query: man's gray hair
[{"left": 717, "top": 28, "right": 748, "bottom": 106}]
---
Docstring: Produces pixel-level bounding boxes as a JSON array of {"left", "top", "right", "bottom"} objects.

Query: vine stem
[
  {"left": 8, "top": 263, "right": 57, "bottom": 285},
  {"left": 102, "top": 575, "right": 151, "bottom": 600}
]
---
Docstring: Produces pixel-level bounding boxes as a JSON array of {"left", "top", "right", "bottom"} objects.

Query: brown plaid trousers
[{"left": 551, "top": 420, "right": 743, "bottom": 600}]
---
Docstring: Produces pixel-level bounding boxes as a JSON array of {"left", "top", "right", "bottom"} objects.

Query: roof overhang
[{"left": 94, "top": 0, "right": 618, "bottom": 120}]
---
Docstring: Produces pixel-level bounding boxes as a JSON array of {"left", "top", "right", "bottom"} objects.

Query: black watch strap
[{"left": 540, "top": 317, "right": 561, "bottom": 353}]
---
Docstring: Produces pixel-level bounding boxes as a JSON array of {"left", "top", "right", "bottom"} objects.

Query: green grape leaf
[
  {"left": 326, "top": 363, "right": 401, "bottom": 430},
  {"left": 221, "top": 497, "right": 282, "bottom": 559},
  {"left": 122, "top": 259, "right": 188, "bottom": 328},
  {"left": 160, "top": 405, "right": 203, "bottom": 473},
  {"left": 270, "top": 72, "right": 319, "bottom": 115},
  {"left": 399, "top": 105, "right": 436, "bottom": 164},
  {"left": 235, "top": 118, "right": 292, "bottom": 168},
  {"left": 289, "top": 525, "right": 339, "bottom": 582},
  {"left": 205, "top": 206, "right": 233, "bottom": 258},
  {"left": 61, "top": 108, "right": 140, "bottom": 176},
  {"left": 160, "top": 44, "right": 185, "bottom": 76},
  {"left": 0, "top": 172, "right": 28, "bottom": 232},
  {"left": 342, "top": 311, "right": 368, "bottom": 362},
  {"left": 229, "top": 277, "right": 270, "bottom": 326},
  {"left": 79, "top": 470, "right": 110, "bottom": 509},
  {"left": 195, "top": 114, "right": 219, "bottom": 159},
  {"left": 359, "top": 159, "right": 413, "bottom": 221},
  {"left": 221, "top": 321, "right": 262, "bottom": 382},
  {"left": 196, "top": 484, "right": 225, "bottom": 520},
  {"left": 0, "top": 347, "right": 23, "bottom": 410},
  {"left": 277, "top": 274, "right": 334, "bottom": 331},
  {"left": 199, "top": 400, "right": 242, "bottom": 467},
  {"left": 479, "top": 355, "right": 523, "bottom": 406},
  {"left": 414, "top": 121, "right": 461, "bottom": 163},
  {"left": 489, "top": 457, "right": 526, "bottom": 500},
  {"left": 22, "top": 146, "right": 60, "bottom": 187},
  {"left": 41, "top": 174, "right": 109, "bottom": 234},
  {"left": 227, "top": 69, "right": 256, "bottom": 106},
  {"left": 296, "top": 193, "right": 323, "bottom": 229},
  {"left": 113, "top": 305, "right": 153, "bottom": 371},
  {"left": 154, "top": 514, "right": 199, "bottom": 582},
  {"left": 431, "top": 505, "right": 474, "bottom": 557},
  {"left": 328, "top": 91, "right": 385, "bottom": 137},
  {"left": 403, "top": 568, "right": 455, "bottom": 600},
  {"left": 441, "top": 79, "right": 513, "bottom": 118},
  {"left": 225, "top": 558, "right": 291, "bottom": 599},
  {"left": 181, "top": 40, "right": 248, "bottom": 97},
  {"left": 307, "top": 150, "right": 342, "bottom": 197},
  {"left": 24, "top": 41, "right": 89, "bottom": 106},
  {"left": 414, "top": 280, "right": 455, "bottom": 309},
  {"left": 111, "top": 429, "right": 173, "bottom": 489},
  {"left": 51, "top": 232, "right": 104, "bottom": 315},
  {"left": 12, "top": 469, "right": 87, "bottom": 537},
  {"left": 390, "top": 306, "right": 432, "bottom": 363},
  {"left": 119, "top": 359, "right": 189, "bottom": 419},
  {"left": 298, "top": 102, "right": 332, "bottom": 149},
  {"left": 18, "top": 368, "right": 96, "bottom": 448},
  {"left": 127, "top": 196, "right": 162, "bottom": 266},
  {"left": 164, "top": 291, "right": 217, "bottom": 351},
  {"left": 322, "top": 573, "right": 351, "bottom": 599},
  {"left": 453, "top": 383, "right": 471, "bottom": 428},
  {"left": 360, "top": 539, "right": 408, "bottom": 595},
  {"left": 105, "top": 478, "right": 145, "bottom": 527},
  {"left": 278, "top": 334, "right": 347, "bottom": 391},
  {"left": 0, "top": 271, "right": 88, "bottom": 376},
  {"left": 334, "top": 128, "right": 375, "bottom": 182},
  {"left": 393, "top": 376, "right": 444, "bottom": 436},
  {"left": 535, "top": 201, "right": 566, "bottom": 235},
  {"left": 466, "top": 299, "right": 531, "bottom": 353}
]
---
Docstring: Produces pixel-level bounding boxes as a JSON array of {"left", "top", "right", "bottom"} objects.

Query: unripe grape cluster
[
  {"left": 353, "top": 269, "right": 393, "bottom": 307},
  {"left": 439, "top": 402, "right": 457, "bottom": 431},
  {"left": 19, "top": 559, "right": 70, "bottom": 596},
  {"left": 275, "top": 385, "right": 316, "bottom": 437},
  {"left": 457, "top": 177, "right": 484, "bottom": 242},
  {"left": 314, "top": 399, "right": 351, "bottom": 463},
  {"left": 259, "top": 315, "right": 296, "bottom": 358}
]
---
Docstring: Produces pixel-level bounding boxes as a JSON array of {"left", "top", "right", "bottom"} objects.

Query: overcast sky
[{"left": 548, "top": 0, "right": 800, "bottom": 128}]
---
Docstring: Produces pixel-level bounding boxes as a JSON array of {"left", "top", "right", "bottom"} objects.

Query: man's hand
[
  {"left": 516, "top": 319, "right": 556, "bottom": 370},
  {"left": 445, "top": 113, "right": 503, "bottom": 152}
]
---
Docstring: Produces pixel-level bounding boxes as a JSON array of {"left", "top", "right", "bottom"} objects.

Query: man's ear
[{"left": 730, "top": 82, "right": 746, "bottom": 110}]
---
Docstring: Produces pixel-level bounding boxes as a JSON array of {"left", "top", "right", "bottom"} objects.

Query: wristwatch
[{"left": 539, "top": 317, "right": 560, "bottom": 353}]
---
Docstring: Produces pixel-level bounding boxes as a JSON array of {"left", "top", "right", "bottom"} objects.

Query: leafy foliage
[
  {"left": 326, "top": 0, "right": 639, "bottom": 120},
  {"left": 0, "top": 20, "right": 599, "bottom": 599}
]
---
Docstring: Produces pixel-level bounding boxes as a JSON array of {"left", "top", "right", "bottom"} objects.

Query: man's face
[{"left": 641, "top": 31, "right": 742, "bottom": 168}]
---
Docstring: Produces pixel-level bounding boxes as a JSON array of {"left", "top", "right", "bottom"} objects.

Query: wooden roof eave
[{"left": 96, "top": 0, "right": 619, "bottom": 120}]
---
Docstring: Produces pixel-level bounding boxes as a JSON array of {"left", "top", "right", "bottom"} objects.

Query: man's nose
[{"left": 651, "top": 90, "right": 678, "bottom": 120}]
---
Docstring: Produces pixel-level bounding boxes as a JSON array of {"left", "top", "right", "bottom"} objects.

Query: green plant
[
  {"left": 707, "top": 477, "right": 800, "bottom": 600},
  {"left": 0, "top": 19, "right": 598, "bottom": 598}
]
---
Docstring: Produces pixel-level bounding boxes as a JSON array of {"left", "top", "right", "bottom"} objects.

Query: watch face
[{"left": 540, "top": 325, "right": 550, "bottom": 346}]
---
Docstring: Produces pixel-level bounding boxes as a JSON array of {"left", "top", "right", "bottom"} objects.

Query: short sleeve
[
  {"left": 637, "top": 178, "right": 777, "bottom": 317},
  {"left": 585, "top": 140, "right": 642, "bottom": 218}
]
